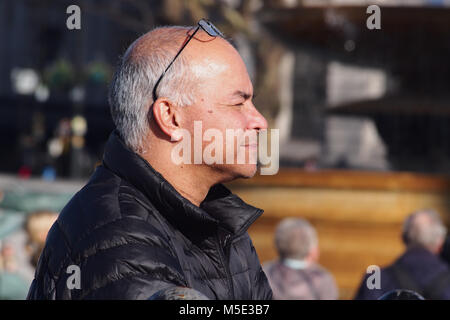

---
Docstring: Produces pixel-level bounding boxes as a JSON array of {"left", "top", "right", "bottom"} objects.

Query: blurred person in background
[
  {"left": 0, "top": 211, "right": 57, "bottom": 300},
  {"left": 355, "top": 209, "right": 450, "bottom": 300},
  {"left": 27, "top": 21, "right": 271, "bottom": 300},
  {"left": 24, "top": 211, "right": 58, "bottom": 268},
  {"left": 263, "top": 218, "right": 338, "bottom": 300},
  {"left": 0, "top": 242, "right": 29, "bottom": 299}
]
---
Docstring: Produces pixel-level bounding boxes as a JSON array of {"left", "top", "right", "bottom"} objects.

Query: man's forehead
[
  {"left": 188, "top": 40, "right": 252, "bottom": 93},
  {"left": 190, "top": 57, "right": 229, "bottom": 79}
]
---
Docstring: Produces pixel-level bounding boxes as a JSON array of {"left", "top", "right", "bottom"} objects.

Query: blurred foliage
[
  {"left": 43, "top": 59, "right": 76, "bottom": 91},
  {"left": 85, "top": 61, "right": 113, "bottom": 85},
  {"left": 42, "top": 58, "right": 113, "bottom": 91}
]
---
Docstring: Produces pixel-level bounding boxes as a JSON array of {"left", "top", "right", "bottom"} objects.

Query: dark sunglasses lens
[{"left": 198, "top": 19, "right": 224, "bottom": 37}]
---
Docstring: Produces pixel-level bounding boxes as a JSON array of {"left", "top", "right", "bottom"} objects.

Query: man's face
[{"left": 179, "top": 37, "right": 267, "bottom": 181}]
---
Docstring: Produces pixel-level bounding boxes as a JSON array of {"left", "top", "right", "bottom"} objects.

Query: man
[
  {"left": 355, "top": 209, "right": 450, "bottom": 300},
  {"left": 27, "top": 20, "right": 272, "bottom": 300},
  {"left": 263, "top": 218, "right": 338, "bottom": 300}
]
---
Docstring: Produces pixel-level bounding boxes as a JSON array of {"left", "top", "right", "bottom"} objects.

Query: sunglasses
[{"left": 152, "top": 19, "right": 225, "bottom": 102}]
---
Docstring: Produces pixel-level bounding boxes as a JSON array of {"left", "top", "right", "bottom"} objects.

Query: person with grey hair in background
[
  {"left": 263, "top": 218, "right": 338, "bottom": 300},
  {"left": 355, "top": 209, "right": 450, "bottom": 300}
]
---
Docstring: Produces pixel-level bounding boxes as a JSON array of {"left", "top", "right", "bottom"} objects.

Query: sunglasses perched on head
[{"left": 152, "top": 19, "right": 224, "bottom": 102}]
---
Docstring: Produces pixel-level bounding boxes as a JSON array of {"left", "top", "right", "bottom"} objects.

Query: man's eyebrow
[{"left": 231, "top": 90, "right": 254, "bottom": 100}]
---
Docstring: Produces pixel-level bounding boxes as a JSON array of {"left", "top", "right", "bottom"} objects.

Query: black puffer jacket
[{"left": 27, "top": 131, "right": 272, "bottom": 300}]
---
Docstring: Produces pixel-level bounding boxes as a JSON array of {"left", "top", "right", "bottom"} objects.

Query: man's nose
[{"left": 246, "top": 104, "right": 268, "bottom": 131}]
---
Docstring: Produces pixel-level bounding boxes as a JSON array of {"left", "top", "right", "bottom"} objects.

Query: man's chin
[
  {"left": 213, "top": 163, "right": 258, "bottom": 182},
  {"left": 233, "top": 164, "right": 258, "bottom": 179}
]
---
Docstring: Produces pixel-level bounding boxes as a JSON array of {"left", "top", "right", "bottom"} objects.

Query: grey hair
[
  {"left": 108, "top": 26, "right": 199, "bottom": 153},
  {"left": 274, "top": 218, "right": 318, "bottom": 260},
  {"left": 402, "top": 209, "right": 447, "bottom": 251}
]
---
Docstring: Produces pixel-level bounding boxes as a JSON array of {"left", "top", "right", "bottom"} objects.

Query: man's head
[
  {"left": 401, "top": 209, "right": 447, "bottom": 254},
  {"left": 109, "top": 24, "right": 267, "bottom": 182},
  {"left": 274, "top": 218, "right": 319, "bottom": 262}
]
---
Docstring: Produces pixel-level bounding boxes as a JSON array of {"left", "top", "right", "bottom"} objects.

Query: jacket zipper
[{"left": 216, "top": 232, "right": 234, "bottom": 299}]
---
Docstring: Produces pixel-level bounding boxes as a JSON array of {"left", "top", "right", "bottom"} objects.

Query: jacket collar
[{"left": 102, "top": 131, "right": 263, "bottom": 237}]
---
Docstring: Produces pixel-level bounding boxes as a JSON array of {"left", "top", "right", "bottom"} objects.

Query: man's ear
[{"left": 152, "top": 98, "right": 182, "bottom": 141}]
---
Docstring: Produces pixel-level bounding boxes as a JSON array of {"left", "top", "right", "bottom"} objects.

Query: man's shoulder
[
  {"left": 35, "top": 166, "right": 176, "bottom": 292},
  {"left": 55, "top": 165, "right": 166, "bottom": 253}
]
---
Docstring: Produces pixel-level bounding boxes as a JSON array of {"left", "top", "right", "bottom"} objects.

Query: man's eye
[{"left": 233, "top": 102, "right": 244, "bottom": 107}]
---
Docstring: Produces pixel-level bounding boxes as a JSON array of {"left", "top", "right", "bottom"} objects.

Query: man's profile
[{"left": 27, "top": 20, "right": 272, "bottom": 300}]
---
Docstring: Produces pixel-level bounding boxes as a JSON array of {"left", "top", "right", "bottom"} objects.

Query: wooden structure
[{"left": 227, "top": 169, "right": 450, "bottom": 299}]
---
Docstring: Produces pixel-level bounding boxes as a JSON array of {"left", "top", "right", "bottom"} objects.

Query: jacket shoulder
[
  {"left": 57, "top": 165, "right": 162, "bottom": 247},
  {"left": 29, "top": 165, "right": 185, "bottom": 299}
]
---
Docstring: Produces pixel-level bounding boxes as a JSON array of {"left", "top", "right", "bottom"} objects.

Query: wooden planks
[{"left": 227, "top": 169, "right": 450, "bottom": 299}]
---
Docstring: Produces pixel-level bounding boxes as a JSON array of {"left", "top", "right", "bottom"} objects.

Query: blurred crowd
[{"left": 0, "top": 209, "right": 57, "bottom": 299}]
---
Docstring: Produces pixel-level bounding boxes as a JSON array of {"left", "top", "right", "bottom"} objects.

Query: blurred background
[{"left": 1, "top": 0, "right": 450, "bottom": 299}]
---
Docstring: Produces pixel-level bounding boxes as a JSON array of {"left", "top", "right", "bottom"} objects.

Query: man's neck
[
  {"left": 162, "top": 166, "right": 212, "bottom": 206},
  {"left": 140, "top": 146, "right": 218, "bottom": 207}
]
